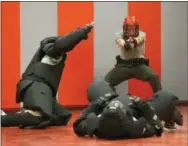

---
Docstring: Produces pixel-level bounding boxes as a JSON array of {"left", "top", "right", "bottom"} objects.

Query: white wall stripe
[
  {"left": 20, "top": 2, "right": 59, "bottom": 100},
  {"left": 0, "top": 2, "right": 2, "bottom": 110},
  {"left": 94, "top": 2, "right": 128, "bottom": 95},
  {"left": 161, "top": 2, "right": 188, "bottom": 100}
]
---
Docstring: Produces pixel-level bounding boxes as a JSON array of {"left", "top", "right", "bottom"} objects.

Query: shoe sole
[{"left": 163, "top": 127, "right": 177, "bottom": 131}]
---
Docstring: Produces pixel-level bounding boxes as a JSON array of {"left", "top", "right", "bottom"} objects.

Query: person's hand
[
  {"left": 82, "top": 21, "right": 94, "bottom": 35},
  {"left": 130, "top": 42, "right": 135, "bottom": 48},
  {"left": 129, "top": 37, "right": 138, "bottom": 48},
  {"left": 116, "top": 38, "right": 126, "bottom": 48},
  {"left": 85, "top": 21, "right": 94, "bottom": 29},
  {"left": 90, "top": 21, "right": 95, "bottom": 27}
]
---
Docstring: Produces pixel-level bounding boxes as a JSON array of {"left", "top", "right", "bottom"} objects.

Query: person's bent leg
[
  {"left": 131, "top": 65, "right": 162, "bottom": 93},
  {"left": 104, "top": 64, "right": 132, "bottom": 88},
  {"left": 21, "top": 82, "right": 54, "bottom": 129}
]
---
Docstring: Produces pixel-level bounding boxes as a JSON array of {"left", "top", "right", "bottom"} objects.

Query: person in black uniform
[
  {"left": 73, "top": 78, "right": 183, "bottom": 139},
  {"left": 1, "top": 22, "right": 94, "bottom": 129}
]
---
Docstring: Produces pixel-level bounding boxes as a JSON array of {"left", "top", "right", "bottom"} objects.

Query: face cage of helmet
[{"left": 123, "top": 24, "right": 139, "bottom": 38}]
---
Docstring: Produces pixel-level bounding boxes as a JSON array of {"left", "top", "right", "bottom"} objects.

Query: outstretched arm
[
  {"left": 42, "top": 22, "right": 94, "bottom": 58},
  {"left": 115, "top": 30, "right": 146, "bottom": 50}
]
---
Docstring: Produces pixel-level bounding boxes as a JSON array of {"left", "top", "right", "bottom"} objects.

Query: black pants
[
  {"left": 1, "top": 81, "right": 72, "bottom": 128},
  {"left": 23, "top": 81, "right": 54, "bottom": 118}
]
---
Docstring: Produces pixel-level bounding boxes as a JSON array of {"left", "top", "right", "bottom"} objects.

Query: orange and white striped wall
[{"left": 1, "top": 2, "right": 188, "bottom": 110}]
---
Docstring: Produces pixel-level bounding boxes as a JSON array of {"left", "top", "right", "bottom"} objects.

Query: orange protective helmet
[{"left": 123, "top": 16, "right": 139, "bottom": 38}]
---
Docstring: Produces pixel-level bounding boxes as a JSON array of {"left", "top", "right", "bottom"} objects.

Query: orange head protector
[{"left": 123, "top": 16, "right": 139, "bottom": 38}]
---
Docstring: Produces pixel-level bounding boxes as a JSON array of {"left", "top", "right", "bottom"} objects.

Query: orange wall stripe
[
  {"left": 2, "top": 2, "right": 20, "bottom": 109},
  {"left": 128, "top": 2, "right": 161, "bottom": 99},
  {"left": 57, "top": 2, "right": 94, "bottom": 106}
]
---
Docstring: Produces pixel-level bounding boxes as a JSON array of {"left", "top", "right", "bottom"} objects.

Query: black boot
[{"left": 1, "top": 112, "right": 42, "bottom": 127}]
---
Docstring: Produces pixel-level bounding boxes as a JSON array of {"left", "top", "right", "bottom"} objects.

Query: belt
[{"left": 116, "top": 56, "right": 149, "bottom": 66}]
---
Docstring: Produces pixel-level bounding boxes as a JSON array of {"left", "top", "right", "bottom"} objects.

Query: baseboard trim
[
  {"left": 2, "top": 105, "right": 88, "bottom": 113},
  {"left": 176, "top": 100, "right": 188, "bottom": 106},
  {"left": 2, "top": 100, "right": 187, "bottom": 113}
]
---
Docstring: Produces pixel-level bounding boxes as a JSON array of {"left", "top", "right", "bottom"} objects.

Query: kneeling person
[{"left": 1, "top": 22, "right": 94, "bottom": 129}]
